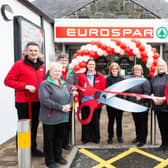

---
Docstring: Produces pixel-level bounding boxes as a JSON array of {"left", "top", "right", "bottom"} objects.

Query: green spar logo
[{"left": 156, "top": 27, "right": 168, "bottom": 39}]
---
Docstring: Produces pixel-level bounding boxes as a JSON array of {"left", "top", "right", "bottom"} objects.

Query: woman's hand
[
  {"left": 152, "top": 94, "right": 165, "bottom": 105},
  {"left": 62, "top": 104, "right": 71, "bottom": 112}
]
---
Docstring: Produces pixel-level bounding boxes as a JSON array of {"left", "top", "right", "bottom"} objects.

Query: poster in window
[{"left": 14, "top": 16, "right": 44, "bottom": 61}]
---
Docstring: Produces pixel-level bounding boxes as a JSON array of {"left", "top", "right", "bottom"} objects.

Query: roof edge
[
  {"left": 17, "top": 0, "right": 54, "bottom": 23},
  {"left": 131, "top": 0, "right": 160, "bottom": 18}
]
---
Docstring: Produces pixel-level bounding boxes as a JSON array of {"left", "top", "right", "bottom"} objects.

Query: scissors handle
[{"left": 77, "top": 99, "right": 98, "bottom": 125}]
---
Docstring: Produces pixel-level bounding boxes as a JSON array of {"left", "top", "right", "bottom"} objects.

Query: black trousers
[
  {"left": 15, "top": 102, "right": 40, "bottom": 150},
  {"left": 43, "top": 123, "right": 66, "bottom": 166},
  {"left": 63, "top": 110, "right": 72, "bottom": 147},
  {"left": 155, "top": 111, "right": 168, "bottom": 146},
  {"left": 132, "top": 111, "right": 148, "bottom": 144},
  {"left": 107, "top": 106, "right": 123, "bottom": 139},
  {"left": 81, "top": 106, "right": 101, "bottom": 143}
]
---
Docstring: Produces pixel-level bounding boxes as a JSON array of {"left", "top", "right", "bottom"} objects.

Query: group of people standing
[{"left": 4, "top": 41, "right": 168, "bottom": 168}]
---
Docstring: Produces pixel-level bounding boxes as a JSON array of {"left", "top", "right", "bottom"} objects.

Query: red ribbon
[{"left": 69, "top": 84, "right": 164, "bottom": 125}]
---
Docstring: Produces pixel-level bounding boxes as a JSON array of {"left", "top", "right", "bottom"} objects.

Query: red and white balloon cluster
[{"left": 69, "top": 39, "right": 159, "bottom": 77}]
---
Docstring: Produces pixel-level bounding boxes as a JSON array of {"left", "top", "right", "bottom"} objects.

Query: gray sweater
[{"left": 38, "top": 77, "right": 73, "bottom": 125}]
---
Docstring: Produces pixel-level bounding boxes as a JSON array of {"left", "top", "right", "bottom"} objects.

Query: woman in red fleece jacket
[{"left": 4, "top": 42, "right": 45, "bottom": 157}]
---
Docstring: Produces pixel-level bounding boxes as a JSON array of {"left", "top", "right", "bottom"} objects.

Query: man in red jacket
[{"left": 4, "top": 42, "right": 45, "bottom": 157}]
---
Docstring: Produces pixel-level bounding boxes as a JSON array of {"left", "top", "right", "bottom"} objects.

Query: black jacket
[{"left": 150, "top": 73, "right": 168, "bottom": 112}]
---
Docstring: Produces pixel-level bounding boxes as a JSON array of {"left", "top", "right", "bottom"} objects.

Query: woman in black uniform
[
  {"left": 106, "top": 62, "right": 124, "bottom": 144},
  {"left": 150, "top": 58, "right": 168, "bottom": 151}
]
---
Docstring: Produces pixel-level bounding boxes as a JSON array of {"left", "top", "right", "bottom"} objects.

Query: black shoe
[
  {"left": 118, "top": 137, "right": 124, "bottom": 143},
  {"left": 55, "top": 157, "right": 67, "bottom": 165},
  {"left": 31, "top": 149, "right": 44, "bottom": 157},
  {"left": 63, "top": 145, "right": 71, "bottom": 150},
  {"left": 136, "top": 142, "right": 144, "bottom": 147},
  {"left": 107, "top": 139, "right": 113, "bottom": 144},
  {"left": 156, "top": 145, "right": 166, "bottom": 151},
  {"left": 48, "top": 162, "right": 58, "bottom": 168},
  {"left": 82, "top": 140, "right": 89, "bottom": 144},
  {"left": 132, "top": 138, "right": 138, "bottom": 144},
  {"left": 94, "top": 140, "right": 100, "bottom": 144}
]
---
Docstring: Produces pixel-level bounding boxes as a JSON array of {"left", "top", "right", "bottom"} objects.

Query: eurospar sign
[{"left": 54, "top": 19, "right": 168, "bottom": 43}]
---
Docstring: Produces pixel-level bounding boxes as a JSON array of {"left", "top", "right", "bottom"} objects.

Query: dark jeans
[
  {"left": 81, "top": 106, "right": 101, "bottom": 143},
  {"left": 132, "top": 111, "right": 148, "bottom": 144},
  {"left": 156, "top": 111, "right": 168, "bottom": 146},
  {"left": 107, "top": 106, "right": 123, "bottom": 139},
  {"left": 43, "top": 123, "right": 66, "bottom": 166},
  {"left": 15, "top": 102, "right": 40, "bottom": 150},
  {"left": 63, "top": 110, "right": 72, "bottom": 147}
]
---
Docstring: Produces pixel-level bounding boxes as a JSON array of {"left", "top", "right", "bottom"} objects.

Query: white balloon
[
  {"left": 83, "top": 56, "right": 90, "bottom": 62},
  {"left": 92, "top": 45, "right": 99, "bottom": 51},
  {"left": 147, "top": 50, "right": 154, "bottom": 57},
  {"left": 72, "top": 59, "right": 79, "bottom": 65},
  {"left": 114, "top": 46, "right": 121, "bottom": 53},
  {"left": 146, "top": 57, "right": 153, "bottom": 68},
  {"left": 97, "top": 49, "right": 104, "bottom": 56},
  {"left": 103, "top": 51, "right": 108, "bottom": 56},
  {"left": 129, "top": 42, "right": 136, "bottom": 49},
  {"left": 110, "top": 41, "right": 116, "bottom": 48},
  {"left": 146, "top": 45, "right": 152, "bottom": 51},
  {"left": 136, "top": 53, "right": 141, "bottom": 58},
  {"left": 77, "top": 56, "right": 82, "bottom": 61},
  {"left": 120, "top": 49, "right": 125, "bottom": 55},
  {"left": 133, "top": 48, "right": 139, "bottom": 55},
  {"left": 81, "top": 45, "right": 87, "bottom": 50},
  {"left": 69, "top": 63, "right": 73, "bottom": 68}
]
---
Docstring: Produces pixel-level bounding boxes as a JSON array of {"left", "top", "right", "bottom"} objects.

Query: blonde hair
[
  {"left": 108, "top": 62, "right": 120, "bottom": 75},
  {"left": 156, "top": 58, "right": 168, "bottom": 74},
  {"left": 132, "top": 64, "right": 143, "bottom": 75},
  {"left": 49, "top": 62, "right": 63, "bottom": 72}
]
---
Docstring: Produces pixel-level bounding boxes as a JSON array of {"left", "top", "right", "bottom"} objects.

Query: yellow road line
[
  {"left": 79, "top": 148, "right": 116, "bottom": 168},
  {"left": 79, "top": 147, "right": 168, "bottom": 168},
  {"left": 154, "top": 159, "right": 168, "bottom": 168}
]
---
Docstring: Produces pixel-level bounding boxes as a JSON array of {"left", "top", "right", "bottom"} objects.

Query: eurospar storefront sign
[{"left": 54, "top": 19, "right": 168, "bottom": 43}]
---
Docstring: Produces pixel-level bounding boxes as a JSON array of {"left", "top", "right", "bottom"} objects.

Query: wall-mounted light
[{"left": 1, "top": 4, "right": 14, "bottom": 21}]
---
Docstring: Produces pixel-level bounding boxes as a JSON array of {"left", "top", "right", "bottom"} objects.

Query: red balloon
[
  {"left": 73, "top": 53, "right": 78, "bottom": 59},
  {"left": 73, "top": 65, "right": 80, "bottom": 71},
  {"left": 95, "top": 41, "right": 102, "bottom": 48},
  {"left": 153, "top": 53, "right": 160, "bottom": 59},
  {"left": 114, "top": 39, "right": 121, "bottom": 46},
  {"left": 90, "top": 41, "right": 97, "bottom": 45},
  {"left": 89, "top": 51, "right": 96, "bottom": 58},
  {"left": 77, "top": 50, "right": 83, "bottom": 56},
  {"left": 152, "top": 59, "right": 158, "bottom": 67},
  {"left": 150, "top": 66, "right": 156, "bottom": 74},
  {"left": 120, "top": 43, "right": 127, "bottom": 50},
  {"left": 142, "top": 56, "right": 148, "bottom": 62},
  {"left": 141, "top": 51, "right": 147, "bottom": 58},
  {"left": 135, "top": 40, "right": 141, "bottom": 48},
  {"left": 149, "top": 71, "right": 154, "bottom": 78},
  {"left": 139, "top": 45, "right": 145, "bottom": 52},
  {"left": 79, "top": 61, "right": 86, "bottom": 68},
  {"left": 106, "top": 47, "right": 113, "bottom": 53},
  {"left": 101, "top": 44, "right": 107, "bottom": 50}
]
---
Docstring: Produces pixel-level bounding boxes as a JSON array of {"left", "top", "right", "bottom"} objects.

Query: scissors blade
[
  {"left": 99, "top": 77, "right": 146, "bottom": 100},
  {"left": 106, "top": 97, "right": 148, "bottom": 112}
]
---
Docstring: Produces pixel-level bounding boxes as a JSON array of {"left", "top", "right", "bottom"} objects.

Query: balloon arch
[{"left": 69, "top": 39, "right": 160, "bottom": 77}]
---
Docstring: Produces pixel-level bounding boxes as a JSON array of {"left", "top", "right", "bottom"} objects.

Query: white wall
[{"left": 0, "top": 0, "right": 55, "bottom": 144}]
